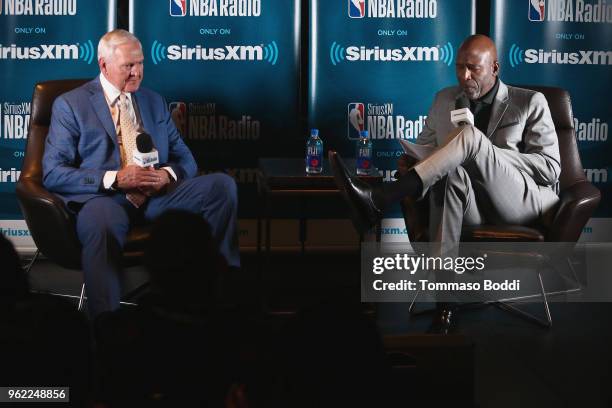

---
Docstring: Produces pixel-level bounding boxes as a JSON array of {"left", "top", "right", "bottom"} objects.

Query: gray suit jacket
[{"left": 416, "top": 81, "right": 561, "bottom": 189}]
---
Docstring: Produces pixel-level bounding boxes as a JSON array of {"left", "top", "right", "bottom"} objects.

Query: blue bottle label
[
  {"left": 307, "top": 145, "right": 322, "bottom": 168},
  {"left": 357, "top": 147, "right": 372, "bottom": 169}
]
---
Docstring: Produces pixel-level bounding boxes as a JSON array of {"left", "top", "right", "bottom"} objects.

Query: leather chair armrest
[
  {"left": 547, "top": 181, "right": 601, "bottom": 242},
  {"left": 17, "top": 177, "right": 67, "bottom": 209},
  {"left": 16, "top": 178, "right": 82, "bottom": 269}
]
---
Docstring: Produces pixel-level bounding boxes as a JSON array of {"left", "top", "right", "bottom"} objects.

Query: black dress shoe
[
  {"left": 328, "top": 151, "right": 384, "bottom": 234},
  {"left": 427, "top": 308, "right": 455, "bottom": 335}
]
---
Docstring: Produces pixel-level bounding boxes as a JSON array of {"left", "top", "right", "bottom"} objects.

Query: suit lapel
[
  {"left": 450, "top": 89, "right": 464, "bottom": 133},
  {"left": 88, "top": 77, "right": 119, "bottom": 150},
  {"left": 487, "top": 80, "right": 509, "bottom": 137},
  {"left": 134, "top": 91, "right": 156, "bottom": 139},
  {"left": 134, "top": 91, "right": 169, "bottom": 162}
]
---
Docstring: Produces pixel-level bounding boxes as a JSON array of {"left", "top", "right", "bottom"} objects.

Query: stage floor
[{"left": 23, "top": 251, "right": 612, "bottom": 408}]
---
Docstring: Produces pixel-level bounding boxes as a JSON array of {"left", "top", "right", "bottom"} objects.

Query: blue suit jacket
[{"left": 43, "top": 76, "right": 198, "bottom": 205}]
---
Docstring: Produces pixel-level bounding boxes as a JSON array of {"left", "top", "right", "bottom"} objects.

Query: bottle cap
[
  {"left": 360, "top": 130, "right": 369, "bottom": 138},
  {"left": 310, "top": 129, "right": 319, "bottom": 137}
]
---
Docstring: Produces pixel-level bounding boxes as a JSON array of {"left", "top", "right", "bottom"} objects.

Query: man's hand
[
  {"left": 397, "top": 153, "right": 418, "bottom": 178},
  {"left": 138, "top": 168, "right": 171, "bottom": 197},
  {"left": 116, "top": 165, "right": 161, "bottom": 190}
]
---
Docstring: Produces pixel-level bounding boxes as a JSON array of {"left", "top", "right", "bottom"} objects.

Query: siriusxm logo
[
  {"left": 169, "top": 0, "right": 261, "bottom": 17},
  {"left": 584, "top": 168, "right": 608, "bottom": 183},
  {"left": 382, "top": 227, "right": 408, "bottom": 235},
  {"left": 509, "top": 43, "right": 612, "bottom": 66},
  {"left": 347, "top": 102, "right": 426, "bottom": 140},
  {"left": 330, "top": 41, "right": 453, "bottom": 65},
  {"left": 176, "top": 102, "right": 260, "bottom": 141},
  {"left": 0, "top": 40, "right": 94, "bottom": 63},
  {"left": 1, "top": 0, "right": 77, "bottom": 15},
  {"left": 535, "top": 0, "right": 612, "bottom": 23},
  {"left": 3, "top": 101, "right": 31, "bottom": 140},
  {"left": 348, "top": 0, "right": 437, "bottom": 18},
  {"left": 0, "top": 228, "right": 31, "bottom": 237},
  {"left": 0, "top": 168, "right": 21, "bottom": 183},
  {"left": 151, "top": 40, "right": 278, "bottom": 65}
]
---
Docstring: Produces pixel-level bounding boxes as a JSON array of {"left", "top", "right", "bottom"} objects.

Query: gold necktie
[
  {"left": 118, "top": 93, "right": 139, "bottom": 166},
  {"left": 118, "top": 93, "right": 147, "bottom": 208}
]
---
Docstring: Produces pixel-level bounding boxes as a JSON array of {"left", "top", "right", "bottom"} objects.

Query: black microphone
[
  {"left": 451, "top": 96, "right": 474, "bottom": 127},
  {"left": 136, "top": 132, "right": 154, "bottom": 153},
  {"left": 133, "top": 132, "right": 159, "bottom": 167},
  {"left": 456, "top": 95, "right": 470, "bottom": 110}
]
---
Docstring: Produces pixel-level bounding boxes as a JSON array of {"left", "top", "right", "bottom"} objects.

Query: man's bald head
[
  {"left": 456, "top": 34, "right": 500, "bottom": 100},
  {"left": 459, "top": 35, "right": 498, "bottom": 61}
]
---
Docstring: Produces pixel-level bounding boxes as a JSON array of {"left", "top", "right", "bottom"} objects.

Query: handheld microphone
[
  {"left": 450, "top": 95, "right": 474, "bottom": 127},
  {"left": 133, "top": 133, "right": 159, "bottom": 167}
]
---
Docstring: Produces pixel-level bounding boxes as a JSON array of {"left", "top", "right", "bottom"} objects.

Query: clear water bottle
[
  {"left": 306, "top": 128, "right": 323, "bottom": 174},
  {"left": 356, "top": 130, "right": 373, "bottom": 175}
]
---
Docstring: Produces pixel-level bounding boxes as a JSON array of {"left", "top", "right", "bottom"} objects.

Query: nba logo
[
  {"left": 348, "top": 0, "right": 366, "bottom": 18},
  {"left": 528, "top": 0, "right": 545, "bottom": 21},
  {"left": 347, "top": 103, "right": 365, "bottom": 140},
  {"left": 170, "top": 0, "right": 186, "bottom": 17},
  {"left": 169, "top": 102, "right": 187, "bottom": 136}
]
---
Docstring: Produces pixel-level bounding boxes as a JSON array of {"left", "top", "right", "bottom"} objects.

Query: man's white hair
[{"left": 97, "top": 29, "right": 142, "bottom": 61}]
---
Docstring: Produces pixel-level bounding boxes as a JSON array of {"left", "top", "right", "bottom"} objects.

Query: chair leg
[
  {"left": 408, "top": 256, "right": 581, "bottom": 328},
  {"left": 23, "top": 249, "right": 40, "bottom": 275},
  {"left": 539, "top": 271, "right": 552, "bottom": 326},
  {"left": 409, "top": 274, "right": 553, "bottom": 328},
  {"left": 566, "top": 256, "right": 582, "bottom": 288},
  {"left": 408, "top": 288, "right": 420, "bottom": 314},
  {"left": 77, "top": 283, "right": 86, "bottom": 312},
  {"left": 497, "top": 256, "right": 581, "bottom": 304},
  {"left": 495, "top": 270, "right": 552, "bottom": 329},
  {"left": 408, "top": 290, "right": 440, "bottom": 317}
]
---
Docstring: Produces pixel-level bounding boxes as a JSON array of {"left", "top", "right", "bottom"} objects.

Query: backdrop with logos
[
  {"left": 308, "top": 0, "right": 475, "bottom": 241},
  {"left": 131, "top": 0, "right": 301, "bottom": 215},
  {"left": 130, "top": 0, "right": 302, "bottom": 247},
  {"left": 491, "top": 0, "right": 612, "bottom": 241},
  {"left": 0, "top": 0, "right": 114, "bottom": 252},
  {"left": 4, "top": 0, "right": 610, "bottom": 253}
]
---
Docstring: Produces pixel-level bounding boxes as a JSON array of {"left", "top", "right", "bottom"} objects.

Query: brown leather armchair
[
  {"left": 16, "top": 79, "right": 151, "bottom": 309},
  {"left": 402, "top": 85, "right": 600, "bottom": 244},
  {"left": 400, "top": 85, "right": 601, "bottom": 326}
]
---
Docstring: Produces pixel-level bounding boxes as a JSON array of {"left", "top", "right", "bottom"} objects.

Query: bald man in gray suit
[{"left": 330, "top": 35, "right": 561, "bottom": 333}]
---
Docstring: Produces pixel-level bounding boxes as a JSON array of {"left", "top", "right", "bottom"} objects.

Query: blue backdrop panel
[
  {"left": 0, "top": 1, "right": 113, "bottom": 223},
  {"left": 132, "top": 0, "right": 301, "bottom": 217},
  {"left": 491, "top": 0, "right": 612, "bottom": 228},
  {"left": 309, "top": 0, "right": 475, "bottom": 219}
]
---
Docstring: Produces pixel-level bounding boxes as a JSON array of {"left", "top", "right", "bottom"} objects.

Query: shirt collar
[
  {"left": 474, "top": 77, "right": 499, "bottom": 106},
  {"left": 99, "top": 73, "right": 132, "bottom": 105}
]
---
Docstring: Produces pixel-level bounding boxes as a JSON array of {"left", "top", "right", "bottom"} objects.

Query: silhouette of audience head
[
  {"left": 144, "top": 209, "right": 226, "bottom": 310},
  {"left": 0, "top": 235, "right": 91, "bottom": 405},
  {"left": 0, "top": 234, "right": 28, "bottom": 308}
]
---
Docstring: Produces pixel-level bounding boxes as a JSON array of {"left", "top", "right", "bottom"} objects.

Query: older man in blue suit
[{"left": 43, "top": 29, "right": 240, "bottom": 318}]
